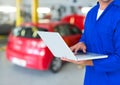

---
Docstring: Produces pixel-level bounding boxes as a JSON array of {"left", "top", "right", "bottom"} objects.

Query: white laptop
[{"left": 37, "top": 31, "right": 108, "bottom": 61}]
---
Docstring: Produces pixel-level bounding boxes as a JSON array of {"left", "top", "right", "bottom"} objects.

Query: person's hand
[
  {"left": 70, "top": 42, "right": 86, "bottom": 55},
  {"left": 61, "top": 42, "right": 93, "bottom": 66},
  {"left": 61, "top": 57, "right": 93, "bottom": 66}
]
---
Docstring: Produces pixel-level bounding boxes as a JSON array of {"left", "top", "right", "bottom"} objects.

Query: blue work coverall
[{"left": 80, "top": 0, "right": 120, "bottom": 85}]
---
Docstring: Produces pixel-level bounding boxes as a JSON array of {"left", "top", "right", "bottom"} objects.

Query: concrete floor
[{"left": 0, "top": 37, "right": 85, "bottom": 85}]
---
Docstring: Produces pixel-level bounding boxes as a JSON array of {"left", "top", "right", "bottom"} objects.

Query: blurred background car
[
  {"left": 6, "top": 22, "right": 82, "bottom": 73},
  {"left": 61, "top": 14, "right": 85, "bottom": 31}
]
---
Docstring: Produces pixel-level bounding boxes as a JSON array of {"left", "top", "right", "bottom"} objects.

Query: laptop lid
[
  {"left": 37, "top": 31, "right": 77, "bottom": 60},
  {"left": 37, "top": 31, "right": 108, "bottom": 61}
]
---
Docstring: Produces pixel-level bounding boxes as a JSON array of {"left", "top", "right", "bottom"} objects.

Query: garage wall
[{"left": 0, "top": 0, "right": 15, "bottom": 6}]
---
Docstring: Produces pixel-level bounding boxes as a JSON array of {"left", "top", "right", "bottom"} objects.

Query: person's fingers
[
  {"left": 70, "top": 46, "right": 75, "bottom": 52},
  {"left": 82, "top": 47, "right": 86, "bottom": 53},
  {"left": 61, "top": 57, "right": 87, "bottom": 65},
  {"left": 73, "top": 60, "right": 85, "bottom": 65},
  {"left": 70, "top": 42, "right": 86, "bottom": 54},
  {"left": 61, "top": 57, "right": 68, "bottom": 61},
  {"left": 70, "top": 45, "right": 78, "bottom": 54},
  {"left": 63, "top": 58, "right": 75, "bottom": 63},
  {"left": 83, "top": 49, "right": 86, "bottom": 53},
  {"left": 74, "top": 46, "right": 80, "bottom": 54}
]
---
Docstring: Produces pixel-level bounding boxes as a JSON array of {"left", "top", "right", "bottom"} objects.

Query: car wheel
[{"left": 50, "top": 57, "right": 63, "bottom": 73}]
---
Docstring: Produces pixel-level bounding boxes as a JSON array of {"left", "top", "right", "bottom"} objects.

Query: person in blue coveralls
[{"left": 62, "top": 0, "right": 120, "bottom": 85}]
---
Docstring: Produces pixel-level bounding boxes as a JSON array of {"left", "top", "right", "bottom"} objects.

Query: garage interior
[{"left": 0, "top": 0, "right": 96, "bottom": 85}]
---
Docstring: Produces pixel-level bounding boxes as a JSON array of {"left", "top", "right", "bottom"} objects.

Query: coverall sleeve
[
  {"left": 79, "top": 16, "right": 88, "bottom": 43},
  {"left": 93, "top": 21, "right": 120, "bottom": 72},
  {"left": 79, "top": 32, "right": 86, "bottom": 42}
]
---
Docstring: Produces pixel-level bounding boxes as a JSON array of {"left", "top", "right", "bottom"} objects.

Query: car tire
[{"left": 50, "top": 57, "right": 63, "bottom": 73}]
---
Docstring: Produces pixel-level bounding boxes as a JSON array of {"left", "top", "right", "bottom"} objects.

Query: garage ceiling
[{"left": 0, "top": 0, "right": 97, "bottom": 7}]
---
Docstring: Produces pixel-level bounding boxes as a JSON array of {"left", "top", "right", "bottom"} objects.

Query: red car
[
  {"left": 61, "top": 14, "right": 85, "bottom": 31},
  {"left": 6, "top": 22, "right": 82, "bottom": 73}
]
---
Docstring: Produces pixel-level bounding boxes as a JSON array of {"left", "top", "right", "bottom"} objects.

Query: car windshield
[{"left": 12, "top": 26, "right": 48, "bottom": 38}]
